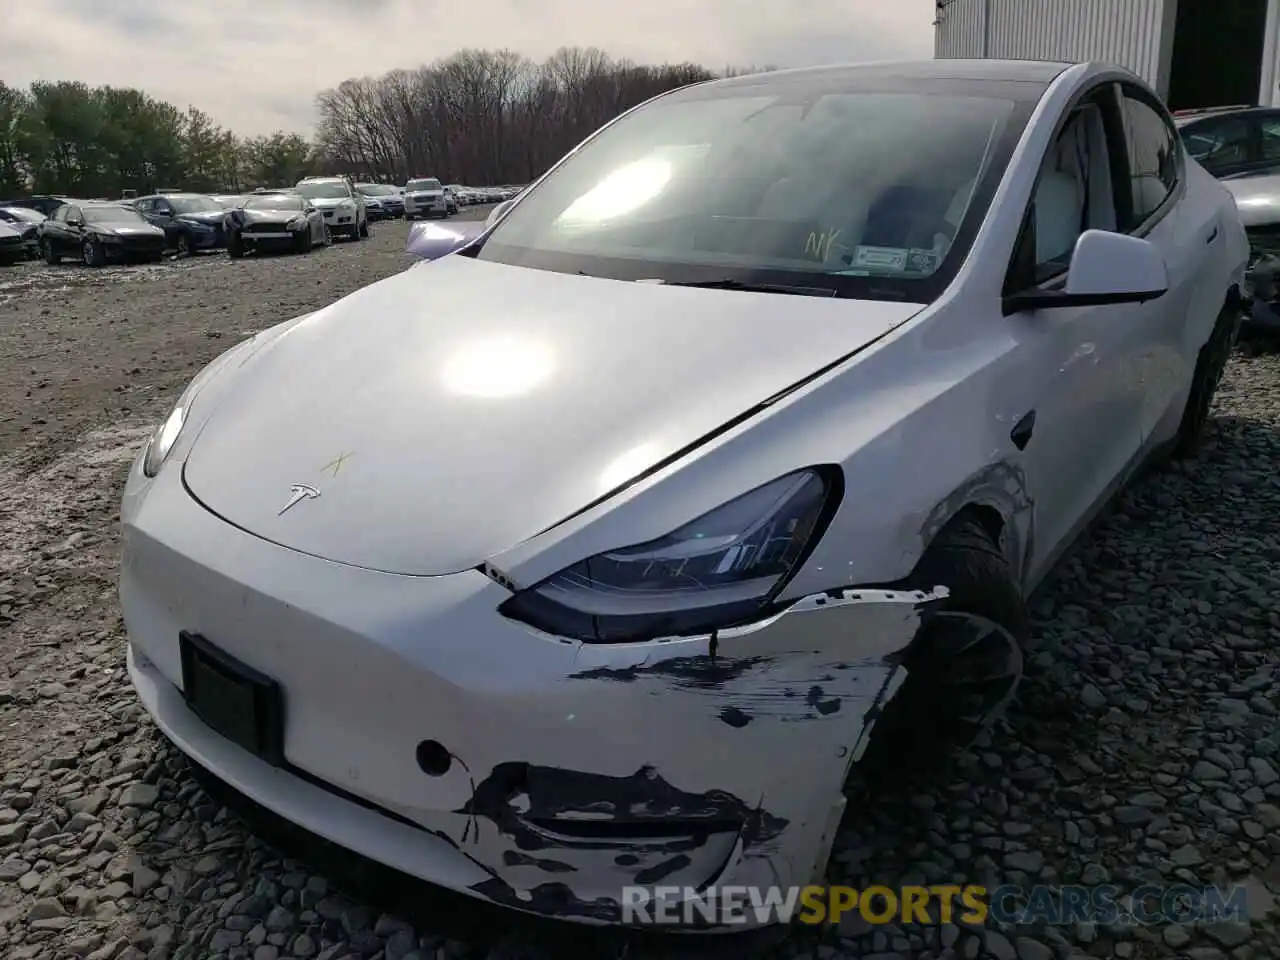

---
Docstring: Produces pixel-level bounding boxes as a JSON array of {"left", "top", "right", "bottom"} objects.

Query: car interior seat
[
  {"left": 1033, "top": 105, "right": 1115, "bottom": 265},
  {"left": 1034, "top": 170, "right": 1083, "bottom": 264},
  {"left": 861, "top": 184, "right": 953, "bottom": 249}
]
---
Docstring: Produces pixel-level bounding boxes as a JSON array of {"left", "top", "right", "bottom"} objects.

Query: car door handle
[
  {"left": 1010, "top": 410, "right": 1036, "bottom": 451},
  {"left": 1204, "top": 226, "right": 1219, "bottom": 245}
]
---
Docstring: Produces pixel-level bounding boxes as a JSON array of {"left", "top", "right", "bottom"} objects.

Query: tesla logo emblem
[{"left": 278, "top": 483, "right": 320, "bottom": 516}]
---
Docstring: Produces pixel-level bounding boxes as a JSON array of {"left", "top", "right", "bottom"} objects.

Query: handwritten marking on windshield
[{"left": 805, "top": 228, "right": 841, "bottom": 261}]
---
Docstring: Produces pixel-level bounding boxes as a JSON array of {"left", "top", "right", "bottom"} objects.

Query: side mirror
[
  {"left": 405, "top": 219, "right": 485, "bottom": 260},
  {"left": 1002, "top": 230, "right": 1169, "bottom": 314},
  {"left": 485, "top": 199, "right": 514, "bottom": 228}
]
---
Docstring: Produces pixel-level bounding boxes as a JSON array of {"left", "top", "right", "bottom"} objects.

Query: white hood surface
[
  {"left": 1224, "top": 172, "right": 1280, "bottom": 228},
  {"left": 183, "top": 256, "right": 921, "bottom": 575}
]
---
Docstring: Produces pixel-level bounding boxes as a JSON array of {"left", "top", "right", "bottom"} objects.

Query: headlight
[
  {"left": 139, "top": 337, "right": 257, "bottom": 478},
  {"left": 142, "top": 403, "right": 186, "bottom": 478},
  {"left": 287, "top": 217, "right": 305, "bottom": 229},
  {"left": 500, "top": 468, "right": 839, "bottom": 643}
]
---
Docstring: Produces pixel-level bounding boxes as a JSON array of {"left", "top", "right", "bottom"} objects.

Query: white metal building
[{"left": 933, "top": 0, "right": 1280, "bottom": 110}]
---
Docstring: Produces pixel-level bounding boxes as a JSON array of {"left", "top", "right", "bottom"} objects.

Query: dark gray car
[{"left": 227, "top": 193, "right": 330, "bottom": 258}]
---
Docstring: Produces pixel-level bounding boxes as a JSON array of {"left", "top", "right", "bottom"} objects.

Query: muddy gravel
[{"left": 1, "top": 212, "right": 1279, "bottom": 960}]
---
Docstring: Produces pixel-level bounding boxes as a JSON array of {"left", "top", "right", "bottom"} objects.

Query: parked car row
[
  {"left": 448, "top": 184, "right": 524, "bottom": 206},
  {"left": 0, "top": 178, "right": 515, "bottom": 267}
]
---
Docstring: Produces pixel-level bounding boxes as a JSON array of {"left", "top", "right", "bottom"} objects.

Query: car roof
[
  {"left": 1173, "top": 104, "right": 1266, "bottom": 126},
  {"left": 709, "top": 58, "right": 1073, "bottom": 92}
]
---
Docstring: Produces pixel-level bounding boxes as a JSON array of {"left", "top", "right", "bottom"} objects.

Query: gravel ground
[{"left": 1, "top": 213, "right": 1278, "bottom": 960}]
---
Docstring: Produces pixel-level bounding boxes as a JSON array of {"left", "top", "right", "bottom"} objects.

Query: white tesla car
[{"left": 121, "top": 59, "right": 1246, "bottom": 928}]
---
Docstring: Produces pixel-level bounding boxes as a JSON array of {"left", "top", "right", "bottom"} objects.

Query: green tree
[
  {"left": 0, "top": 83, "right": 31, "bottom": 195},
  {"left": 242, "top": 132, "right": 315, "bottom": 187}
]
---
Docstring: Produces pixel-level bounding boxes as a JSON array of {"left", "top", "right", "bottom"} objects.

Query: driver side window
[{"left": 1008, "top": 95, "right": 1119, "bottom": 290}]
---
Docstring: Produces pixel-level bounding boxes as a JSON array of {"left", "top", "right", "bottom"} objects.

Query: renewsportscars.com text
[{"left": 621, "top": 883, "right": 1249, "bottom": 927}]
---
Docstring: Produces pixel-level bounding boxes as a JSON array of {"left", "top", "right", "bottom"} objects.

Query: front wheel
[
  {"left": 175, "top": 233, "right": 191, "bottom": 258},
  {"left": 1169, "top": 300, "right": 1240, "bottom": 459},
  {"left": 42, "top": 239, "right": 59, "bottom": 265},
  {"left": 321, "top": 224, "right": 332, "bottom": 246},
  {"left": 858, "top": 510, "right": 1027, "bottom": 774},
  {"left": 359, "top": 217, "right": 370, "bottom": 239},
  {"left": 227, "top": 238, "right": 245, "bottom": 259},
  {"left": 82, "top": 239, "right": 105, "bottom": 267}
]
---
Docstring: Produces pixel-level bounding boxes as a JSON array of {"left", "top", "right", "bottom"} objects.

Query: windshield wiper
[{"left": 635, "top": 278, "right": 837, "bottom": 297}]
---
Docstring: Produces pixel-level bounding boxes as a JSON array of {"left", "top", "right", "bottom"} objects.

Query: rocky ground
[{"left": 0, "top": 215, "right": 1277, "bottom": 960}]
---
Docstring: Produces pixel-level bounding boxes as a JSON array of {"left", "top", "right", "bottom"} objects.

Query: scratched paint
[{"left": 435, "top": 586, "right": 949, "bottom": 925}]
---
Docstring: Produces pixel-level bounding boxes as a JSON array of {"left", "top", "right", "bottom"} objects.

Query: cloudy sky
[{"left": 2, "top": 0, "right": 936, "bottom": 136}]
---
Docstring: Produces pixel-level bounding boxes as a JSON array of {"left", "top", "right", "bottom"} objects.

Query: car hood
[
  {"left": 177, "top": 211, "right": 227, "bottom": 225},
  {"left": 1224, "top": 172, "right": 1280, "bottom": 227},
  {"left": 241, "top": 210, "right": 300, "bottom": 224},
  {"left": 183, "top": 257, "right": 922, "bottom": 575},
  {"left": 0, "top": 222, "right": 20, "bottom": 238},
  {"left": 308, "top": 197, "right": 352, "bottom": 209},
  {"left": 93, "top": 223, "right": 164, "bottom": 237},
  {"left": 409, "top": 189, "right": 443, "bottom": 198}
]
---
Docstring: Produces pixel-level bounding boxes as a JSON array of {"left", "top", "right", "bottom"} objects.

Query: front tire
[
  {"left": 42, "top": 239, "right": 59, "bottom": 265},
  {"left": 175, "top": 233, "right": 191, "bottom": 258},
  {"left": 82, "top": 239, "right": 105, "bottom": 267},
  {"left": 227, "top": 238, "right": 245, "bottom": 259},
  {"left": 1170, "top": 300, "right": 1240, "bottom": 459},
  {"left": 859, "top": 510, "right": 1027, "bottom": 773}
]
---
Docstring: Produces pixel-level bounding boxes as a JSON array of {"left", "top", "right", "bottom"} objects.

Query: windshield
[
  {"left": 84, "top": 206, "right": 146, "bottom": 225},
  {"left": 0, "top": 207, "right": 44, "bottom": 223},
  {"left": 407, "top": 179, "right": 441, "bottom": 191},
  {"left": 295, "top": 181, "right": 351, "bottom": 200},
  {"left": 245, "top": 195, "right": 304, "bottom": 211},
  {"left": 478, "top": 80, "right": 1023, "bottom": 299},
  {"left": 357, "top": 184, "right": 395, "bottom": 196},
  {"left": 169, "top": 195, "right": 222, "bottom": 213}
]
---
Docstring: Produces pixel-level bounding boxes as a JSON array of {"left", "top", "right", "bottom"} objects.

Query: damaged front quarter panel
[{"left": 456, "top": 585, "right": 948, "bottom": 926}]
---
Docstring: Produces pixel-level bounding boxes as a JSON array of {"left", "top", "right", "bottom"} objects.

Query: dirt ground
[{"left": 1, "top": 212, "right": 1279, "bottom": 960}]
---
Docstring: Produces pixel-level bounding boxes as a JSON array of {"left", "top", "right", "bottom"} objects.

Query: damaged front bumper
[
  {"left": 120, "top": 459, "right": 946, "bottom": 928},
  {"left": 1242, "top": 246, "right": 1280, "bottom": 333}
]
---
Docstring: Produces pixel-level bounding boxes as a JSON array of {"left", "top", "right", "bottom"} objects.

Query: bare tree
[{"left": 315, "top": 47, "right": 726, "bottom": 185}]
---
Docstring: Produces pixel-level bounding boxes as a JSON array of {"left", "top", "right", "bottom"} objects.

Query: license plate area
[{"left": 179, "top": 631, "right": 285, "bottom": 767}]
